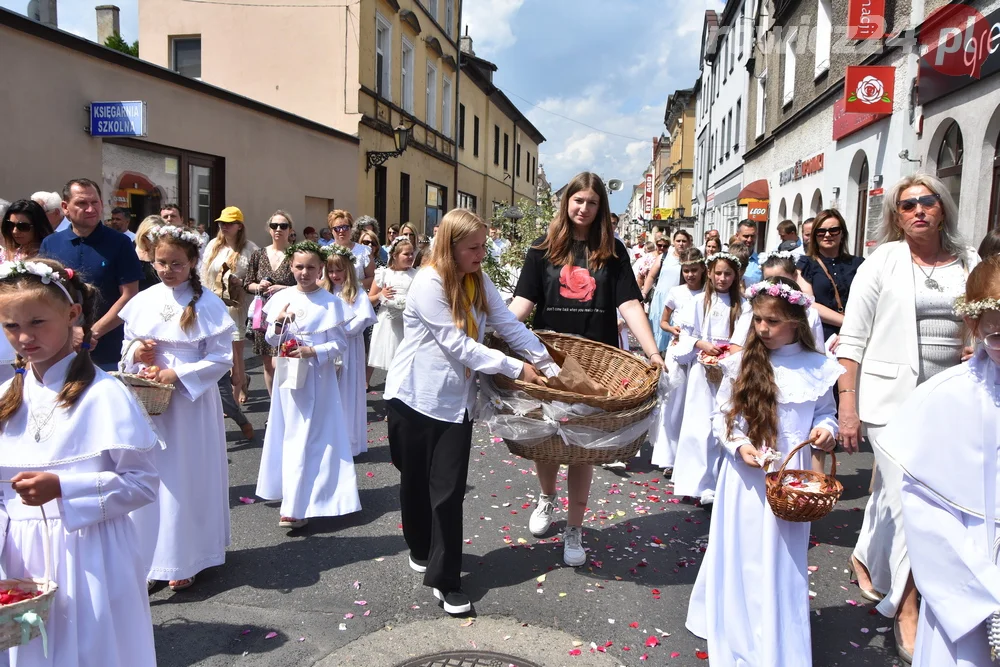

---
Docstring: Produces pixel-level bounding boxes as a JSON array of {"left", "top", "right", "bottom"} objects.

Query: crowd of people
[{"left": 0, "top": 170, "right": 998, "bottom": 667}]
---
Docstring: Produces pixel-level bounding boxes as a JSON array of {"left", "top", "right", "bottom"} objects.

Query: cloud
[{"left": 462, "top": 0, "right": 524, "bottom": 56}]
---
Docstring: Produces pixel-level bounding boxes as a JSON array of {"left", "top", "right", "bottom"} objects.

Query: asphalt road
[{"left": 149, "top": 359, "right": 906, "bottom": 667}]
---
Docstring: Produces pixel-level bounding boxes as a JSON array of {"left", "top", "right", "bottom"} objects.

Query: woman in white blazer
[{"left": 837, "top": 173, "right": 980, "bottom": 663}]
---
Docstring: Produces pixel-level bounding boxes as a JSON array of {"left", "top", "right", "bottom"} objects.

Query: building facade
[{"left": 660, "top": 88, "right": 697, "bottom": 232}]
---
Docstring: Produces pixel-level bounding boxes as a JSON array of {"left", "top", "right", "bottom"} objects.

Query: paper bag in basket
[{"left": 538, "top": 340, "right": 607, "bottom": 397}]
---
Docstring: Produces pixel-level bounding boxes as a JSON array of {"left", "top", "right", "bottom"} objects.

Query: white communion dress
[
  {"left": 686, "top": 342, "right": 842, "bottom": 667},
  {"left": 120, "top": 281, "right": 235, "bottom": 582},
  {"left": 334, "top": 286, "right": 377, "bottom": 456},
  {"left": 368, "top": 267, "right": 417, "bottom": 371},
  {"left": 256, "top": 287, "right": 361, "bottom": 519},
  {"left": 0, "top": 354, "right": 160, "bottom": 667}
]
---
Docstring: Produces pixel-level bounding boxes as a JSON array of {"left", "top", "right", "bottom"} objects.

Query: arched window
[
  {"left": 854, "top": 156, "right": 869, "bottom": 256},
  {"left": 792, "top": 194, "right": 804, "bottom": 223},
  {"left": 778, "top": 198, "right": 787, "bottom": 221},
  {"left": 810, "top": 189, "right": 823, "bottom": 216},
  {"left": 937, "top": 122, "right": 964, "bottom": 210}
]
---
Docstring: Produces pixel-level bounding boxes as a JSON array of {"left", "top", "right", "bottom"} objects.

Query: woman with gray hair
[
  {"left": 836, "top": 173, "right": 980, "bottom": 662},
  {"left": 354, "top": 215, "right": 388, "bottom": 265}
]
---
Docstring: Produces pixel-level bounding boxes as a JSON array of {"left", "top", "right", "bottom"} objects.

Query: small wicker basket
[
  {"left": 698, "top": 357, "right": 723, "bottom": 384},
  {"left": 0, "top": 506, "right": 57, "bottom": 654},
  {"left": 765, "top": 440, "right": 843, "bottom": 522},
  {"left": 110, "top": 347, "right": 175, "bottom": 416}
]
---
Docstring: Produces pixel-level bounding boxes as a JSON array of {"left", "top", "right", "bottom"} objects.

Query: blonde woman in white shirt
[
  {"left": 384, "top": 208, "right": 550, "bottom": 617},
  {"left": 837, "top": 173, "right": 980, "bottom": 662}
]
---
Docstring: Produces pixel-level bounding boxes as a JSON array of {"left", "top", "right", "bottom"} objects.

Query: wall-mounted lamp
[
  {"left": 365, "top": 123, "right": 413, "bottom": 172},
  {"left": 898, "top": 149, "right": 922, "bottom": 165}
]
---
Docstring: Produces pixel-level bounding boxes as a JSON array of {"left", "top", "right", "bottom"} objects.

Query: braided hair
[
  {"left": 0, "top": 259, "right": 99, "bottom": 427},
  {"left": 154, "top": 234, "right": 203, "bottom": 332}
]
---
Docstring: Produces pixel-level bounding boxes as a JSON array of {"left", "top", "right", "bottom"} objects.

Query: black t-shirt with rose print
[{"left": 514, "top": 237, "right": 643, "bottom": 347}]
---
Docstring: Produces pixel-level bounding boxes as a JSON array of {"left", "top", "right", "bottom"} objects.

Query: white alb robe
[
  {"left": 0, "top": 354, "right": 159, "bottom": 667},
  {"left": 368, "top": 267, "right": 417, "bottom": 371},
  {"left": 335, "top": 287, "right": 377, "bottom": 456},
  {"left": 686, "top": 343, "right": 841, "bottom": 667},
  {"left": 256, "top": 287, "right": 361, "bottom": 519},
  {"left": 120, "top": 281, "right": 235, "bottom": 581}
]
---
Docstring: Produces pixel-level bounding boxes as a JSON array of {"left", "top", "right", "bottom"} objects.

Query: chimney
[
  {"left": 27, "top": 0, "right": 57, "bottom": 28},
  {"left": 96, "top": 5, "right": 121, "bottom": 46},
  {"left": 459, "top": 26, "right": 475, "bottom": 56}
]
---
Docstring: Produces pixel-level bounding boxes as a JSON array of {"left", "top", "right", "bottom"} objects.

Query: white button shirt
[{"left": 384, "top": 267, "right": 551, "bottom": 423}]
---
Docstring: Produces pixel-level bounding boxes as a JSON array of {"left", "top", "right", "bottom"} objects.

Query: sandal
[
  {"left": 279, "top": 517, "right": 308, "bottom": 529},
  {"left": 168, "top": 575, "right": 196, "bottom": 591}
]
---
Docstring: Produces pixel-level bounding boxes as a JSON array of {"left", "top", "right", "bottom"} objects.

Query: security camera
[{"left": 898, "top": 149, "right": 909, "bottom": 159}]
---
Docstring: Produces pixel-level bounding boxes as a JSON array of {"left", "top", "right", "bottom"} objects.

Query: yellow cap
[{"left": 215, "top": 206, "right": 244, "bottom": 223}]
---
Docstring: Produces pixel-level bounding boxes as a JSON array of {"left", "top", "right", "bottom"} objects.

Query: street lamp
[
  {"left": 365, "top": 123, "right": 413, "bottom": 172},
  {"left": 503, "top": 206, "right": 524, "bottom": 221},
  {"left": 675, "top": 206, "right": 686, "bottom": 219}
]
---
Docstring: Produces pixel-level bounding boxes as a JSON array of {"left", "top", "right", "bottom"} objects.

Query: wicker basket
[
  {"left": 110, "top": 373, "right": 174, "bottom": 416},
  {"left": 0, "top": 507, "right": 57, "bottom": 654},
  {"left": 765, "top": 440, "right": 843, "bottom": 522},
  {"left": 699, "top": 357, "right": 723, "bottom": 384},
  {"left": 489, "top": 331, "right": 659, "bottom": 411},
  {"left": 499, "top": 397, "right": 657, "bottom": 465}
]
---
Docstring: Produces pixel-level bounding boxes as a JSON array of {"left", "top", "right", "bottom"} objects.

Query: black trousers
[
  {"left": 218, "top": 372, "right": 249, "bottom": 427},
  {"left": 387, "top": 398, "right": 473, "bottom": 592}
]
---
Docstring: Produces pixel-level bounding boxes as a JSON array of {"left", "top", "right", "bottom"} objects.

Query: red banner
[
  {"left": 644, "top": 173, "right": 653, "bottom": 217},
  {"left": 832, "top": 96, "right": 888, "bottom": 141},
  {"left": 847, "top": 0, "right": 885, "bottom": 40},
  {"left": 844, "top": 66, "right": 895, "bottom": 114}
]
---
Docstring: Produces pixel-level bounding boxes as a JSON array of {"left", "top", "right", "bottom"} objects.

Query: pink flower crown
[{"left": 747, "top": 280, "right": 813, "bottom": 308}]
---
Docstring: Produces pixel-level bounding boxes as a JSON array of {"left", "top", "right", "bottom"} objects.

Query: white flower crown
[
  {"left": 388, "top": 235, "right": 413, "bottom": 254},
  {"left": 149, "top": 225, "right": 204, "bottom": 248},
  {"left": 954, "top": 296, "right": 1000, "bottom": 319},
  {"left": 759, "top": 250, "right": 797, "bottom": 264},
  {"left": 707, "top": 252, "right": 743, "bottom": 270},
  {"left": 0, "top": 261, "right": 75, "bottom": 302},
  {"left": 747, "top": 280, "right": 813, "bottom": 307},
  {"left": 325, "top": 243, "right": 356, "bottom": 265}
]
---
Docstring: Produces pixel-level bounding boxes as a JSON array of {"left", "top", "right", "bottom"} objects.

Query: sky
[{"left": 0, "top": 0, "right": 722, "bottom": 212}]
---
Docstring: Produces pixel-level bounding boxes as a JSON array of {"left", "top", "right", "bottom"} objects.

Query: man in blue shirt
[
  {"left": 737, "top": 219, "right": 763, "bottom": 286},
  {"left": 40, "top": 178, "right": 142, "bottom": 371}
]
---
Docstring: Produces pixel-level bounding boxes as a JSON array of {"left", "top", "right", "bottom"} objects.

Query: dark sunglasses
[
  {"left": 898, "top": 194, "right": 941, "bottom": 212},
  {"left": 332, "top": 224, "right": 351, "bottom": 233},
  {"left": 10, "top": 222, "right": 33, "bottom": 232},
  {"left": 361, "top": 240, "right": 378, "bottom": 246},
  {"left": 656, "top": 243, "right": 668, "bottom": 249},
  {"left": 816, "top": 227, "right": 842, "bottom": 237},
  {"left": 269, "top": 222, "right": 290, "bottom": 230}
]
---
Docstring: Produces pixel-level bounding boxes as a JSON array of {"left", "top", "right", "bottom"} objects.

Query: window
[
  {"left": 723, "top": 38, "right": 729, "bottom": 81},
  {"left": 171, "top": 37, "right": 201, "bottom": 78},
  {"left": 516, "top": 143, "right": 521, "bottom": 177},
  {"left": 457, "top": 191, "right": 477, "bottom": 212},
  {"left": 375, "top": 14, "right": 392, "bottom": 101},
  {"left": 726, "top": 109, "right": 733, "bottom": 155},
  {"left": 442, "top": 75, "right": 452, "bottom": 138},
  {"left": 734, "top": 98, "right": 741, "bottom": 150},
  {"left": 782, "top": 29, "right": 797, "bottom": 106},
  {"left": 494, "top": 125, "right": 500, "bottom": 165},
  {"left": 738, "top": 1, "right": 745, "bottom": 57},
  {"left": 458, "top": 104, "right": 466, "bottom": 148},
  {"left": 937, "top": 122, "right": 964, "bottom": 210},
  {"left": 425, "top": 182, "right": 447, "bottom": 233},
  {"left": 720, "top": 118, "right": 726, "bottom": 162},
  {"left": 991, "top": 133, "right": 1000, "bottom": 232},
  {"left": 426, "top": 61, "right": 437, "bottom": 129},
  {"left": 730, "top": 29, "right": 735, "bottom": 72},
  {"left": 401, "top": 38, "right": 414, "bottom": 113},
  {"left": 503, "top": 133, "right": 509, "bottom": 171},
  {"left": 473, "top": 116, "right": 480, "bottom": 156},
  {"left": 815, "top": 0, "right": 832, "bottom": 77},
  {"left": 428, "top": 0, "right": 438, "bottom": 20},
  {"left": 445, "top": 0, "right": 454, "bottom": 37},
  {"left": 400, "top": 173, "right": 410, "bottom": 226},
  {"left": 756, "top": 72, "right": 767, "bottom": 137},
  {"left": 525, "top": 152, "right": 531, "bottom": 182}
]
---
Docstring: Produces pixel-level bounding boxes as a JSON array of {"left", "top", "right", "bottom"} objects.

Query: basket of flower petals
[
  {"left": 697, "top": 344, "right": 731, "bottom": 384},
  {"left": 0, "top": 511, "right": 57, "bottom": 653},
  {"left": 110, "top": 365, "right": 175, "bottom": 416},
  {"left": 765, "top": 440, "right": 843, "bottom": 522}
]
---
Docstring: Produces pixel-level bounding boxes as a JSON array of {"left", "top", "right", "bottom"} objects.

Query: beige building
[
  {"left": 0, "top": 7, "right": 358, "bottom": 247},
  {"left": 140, "top": 0, "right": 542, "bottom": 236},
  {"left": 660, "top": 89, "right": 696, "bottom": 227}
]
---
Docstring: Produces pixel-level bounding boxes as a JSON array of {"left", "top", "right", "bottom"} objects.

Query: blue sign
[{"left": 89, "top": 101, "right": 147, "bottom": 137}]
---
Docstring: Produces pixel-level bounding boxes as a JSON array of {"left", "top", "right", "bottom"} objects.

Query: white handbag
[{"left": 274, "top": 323, "right": 307, "bottom": 390}]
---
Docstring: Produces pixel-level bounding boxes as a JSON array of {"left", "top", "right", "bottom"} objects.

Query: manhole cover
[{"left": 393, "top": 651, "right": 543, "bottom": 667}]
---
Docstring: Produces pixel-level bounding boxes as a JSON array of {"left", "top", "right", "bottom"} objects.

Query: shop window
[
  {"left": 375, "top": 14, "right": 392, "bottom": 101},
  {"left": 991, "top": 133, "right": 1000, "bottom": 232},
  {"left": 400, "top": 172, "right": 410, "bottom": 227},
  {"left": 937, "top": 122, "right": 964, "bottom": 211},
  {"left": 171, "top": 37, "right": 201, "bottom": 79},
  {"left": 401, "top": 38, "right": 414, "bottom": 113},
  {"left": 425, "top": 182, "right": 447, "bottom": 234}
]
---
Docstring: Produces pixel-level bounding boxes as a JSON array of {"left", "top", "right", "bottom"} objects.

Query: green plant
[
  {"left": 105, "top": 32, "right": 139, "bottom": 57},
  {"left": 481, "top": 191, "right": 555, "bottom": 296}
]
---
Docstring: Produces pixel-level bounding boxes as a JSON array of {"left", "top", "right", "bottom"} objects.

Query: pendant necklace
[
  {"left": 26, "top": 383, "right": 59, "bottom": 443},
  {"left": 914, "top": 253, "right": 942, "bottom": 291}
]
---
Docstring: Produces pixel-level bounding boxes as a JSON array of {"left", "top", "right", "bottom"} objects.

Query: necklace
[
  {"left": 26, "top": 383, "right": 59, "bottom": 443},
  {"left": 913, "top": 252, "right": 943, "bottom": 291}
]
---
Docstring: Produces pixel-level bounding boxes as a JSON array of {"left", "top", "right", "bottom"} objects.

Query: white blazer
[{"left": 837, "top": 240, "right": 980, "bottom": 426}]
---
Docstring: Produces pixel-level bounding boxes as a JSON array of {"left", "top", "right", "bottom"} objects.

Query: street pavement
[{"left": 150, "top": 359, "right": 906, "bottom": 667}]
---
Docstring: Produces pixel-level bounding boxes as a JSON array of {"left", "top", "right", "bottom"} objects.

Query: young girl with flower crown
[
  {"left": 256, "top": 241, "right": 360, "bottom": 529},
  {"left": 649, "top": 248, "right": 706, "bottom": 472},
  {"left": 368, "top": 237, "right": 417, "bottom": 371},
  {"left": 686, "top": 276, "right": 842, "bottom": 667},
  {"left": 0, "top": 259, "right": 160, "bottom": 666},
  {"left": 326, "top": 245, "right": 376, "bottom": 457},
  {"left": 884, "top": 256, "right": 1000, "bottom": 667},
  {"left": 671, "top": 252, "right": 751, "bottom": 504},
  {"left": 120, "top": 225, "right": 234, "bottom": 592}
]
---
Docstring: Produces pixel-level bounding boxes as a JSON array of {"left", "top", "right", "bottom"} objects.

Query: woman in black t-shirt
[{"left": 510, "top": 171, "right": 664, "bottom": 568}]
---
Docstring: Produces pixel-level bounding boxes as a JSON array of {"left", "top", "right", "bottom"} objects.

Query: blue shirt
[
  {"left": 40, "top": 223, "right": 142, "bottom": 366},
  {"left": 743, "top": 252, "right": 763, "bottom": 287}
]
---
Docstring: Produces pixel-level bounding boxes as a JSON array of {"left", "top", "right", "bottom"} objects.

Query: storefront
[
  {"left": 1, "top": 8, "right": 358, "bottom": 246},
  {"left": 703, "top": 171, "right": 743, "bottom": 242}
]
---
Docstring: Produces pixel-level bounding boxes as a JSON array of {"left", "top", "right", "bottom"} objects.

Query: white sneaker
[
  {"left": 699, "top": 489, "right": 715, "bottom": 506},
  {"left": 562, "top": 525, "right": 586, "bottom": 567},
  {"left": 528, "top": 495, "right": 555, "bottom": 537}
]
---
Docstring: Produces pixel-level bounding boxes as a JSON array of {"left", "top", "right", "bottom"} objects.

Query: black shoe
[
  {"left": 433, "top": 588, "right": 472, "bottom": 615},
  {"left": 409, "top": 555, "right": 428, "bottom": 573}
]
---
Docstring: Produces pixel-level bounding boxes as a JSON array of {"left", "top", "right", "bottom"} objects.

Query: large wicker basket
[
  {"left": 489, "top": 331, "right": 660, "bottom": 411},
  {"left": 0, "top": 507, "right": 57, "bottom": 654},
  {"left": 110, "top": 373, "right": 175, "bottom": 416},
  {"left": 765, "top": 440, "right": 843, "bottom": 522}
]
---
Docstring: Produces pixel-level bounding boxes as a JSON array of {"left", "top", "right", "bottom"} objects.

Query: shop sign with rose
[{"left": 844, "top": 66, "right": 895, "bottom": 114}]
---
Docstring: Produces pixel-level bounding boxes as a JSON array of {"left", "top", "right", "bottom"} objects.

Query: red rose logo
[{"left": 559, "top": 265, "right": 596, "bottom": 302}]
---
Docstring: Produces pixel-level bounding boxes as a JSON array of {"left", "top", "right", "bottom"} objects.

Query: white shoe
[
  {"left": 699, "top": 490, "right": 715, "bottom": 506},
  {"left": 528, "top": 495, "right": 555, "bottom": 537},
  {"left": 563, "top": 525, "right": 586, "bottom": 567},
  {"left": 433, "top": 588, "right": 472, "bottom": 615},
  {"left": 409, "top": 556, "right": 428, "bottom": 573}
]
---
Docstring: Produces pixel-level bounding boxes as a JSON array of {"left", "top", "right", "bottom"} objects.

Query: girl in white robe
[
  {"left": 686, "top": 276, "right": 841, "bottom": 667},
  {"left": 256, "top": 242, "right": 360, "bottom": 527},
  {"left": 888, "top": 261, "right": 1000, "bottom": 667},
  {"left": 326, "top": 247, "right": 377, "bottom": 457},
  {"left": 120, "top": 226, "right": 235, "bottom": 591},
  {"left": 650, "top": 248, "right": 706, "bottom": 472},
  {"left": 671, "top": 253, "right": 750, "bottom": 504},
  {"left": 368, "top": 238, "right": 417, "bottom": 371},
  {"left": 0, "top": 259, "right": 159, "bottom": 667}
]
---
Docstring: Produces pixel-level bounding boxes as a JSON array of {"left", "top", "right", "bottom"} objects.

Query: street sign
[
  {"left": 643, "top": 173, "right": 653, "bottom": 217},
  {"left": 89, "top": 101, "right": 147, "bottom": 137}
]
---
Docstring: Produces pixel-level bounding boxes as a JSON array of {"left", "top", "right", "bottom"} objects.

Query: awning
[{"left": 737, "top": 179, "right": 769, "bottom": 204}]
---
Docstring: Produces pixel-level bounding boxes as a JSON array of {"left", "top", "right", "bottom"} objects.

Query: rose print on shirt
[{"left": 559, "top": 265, "right": 597, "bottom": 302}]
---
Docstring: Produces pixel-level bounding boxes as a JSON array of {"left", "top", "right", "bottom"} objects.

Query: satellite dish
[{"left": 607, "top": 179, "right": 623, "bottom": 192}]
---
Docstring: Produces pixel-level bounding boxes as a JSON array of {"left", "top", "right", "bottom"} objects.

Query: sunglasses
[
  {"left": 10, "top": 222, "right": 33, "bottom": 232},
  {"left": 332, "top": 225, "right": 351, "bottom": 233},
  {"left": 361, "top": 240, "right": 378, "bottom": 246},
  {"left": 898, "top": 194, "right": 941, "bottom": 212},
  {"left": 816, "top": 227, "right": 842, "bottom": 237},
  {"left": 269, "top": 222, "right": 290, "bottom": 230},
  {"left": 656, "top": 243, "right": 668, "bottom": 249}
]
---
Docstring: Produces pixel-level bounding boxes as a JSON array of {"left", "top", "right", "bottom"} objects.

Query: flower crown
[
  {"left": 747, "top": 280, "right": 813, "bottom": 308},
  {"left": 707, "top": 252, "right": 743, "bottom": 270},
  {"left": 389, "top": 235, "right": 413, "bottom": 255},
  {"left": 759, "top": 250, "right": 797, "bottom": 264},
  {"left": 149, "top": 225, "right": 204, "bottom": 248},
  {"left": 953, "top": 296, "right": 1000, "bottom": 319},
  {"left": 0, "top": 261, "right": 76, "bottom": 303},
  {"left": 324, "top": 243, "right": 357, "bottom": 265}
]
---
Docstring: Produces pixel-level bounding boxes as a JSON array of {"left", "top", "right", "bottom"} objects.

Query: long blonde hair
[
  {"left": 204, "top": 217, "right": 248, "bottom": 270},
  {"left": 327, "top": 252, "right": 359, "bottom": 304},
  {"left": 135, "top": 215, "right": 164, "bottom": 261},
  {"left": 427, "top": 208, "right": 489, "bottom": 331}
]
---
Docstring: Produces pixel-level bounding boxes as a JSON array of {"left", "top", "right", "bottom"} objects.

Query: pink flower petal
[
  {"left": 238, "top": 497, "right": 255, "bottom": 504},
  {"left": 264, "top": 632, "right": 278, "bottom": 639}
]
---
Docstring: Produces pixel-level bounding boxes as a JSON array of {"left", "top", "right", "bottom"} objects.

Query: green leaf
[
  {"left": 880, "top": 96, "right": 891, "bottom": 103},
  {"left": 848, "top": 94, "right": 857, "bottom": 102}
]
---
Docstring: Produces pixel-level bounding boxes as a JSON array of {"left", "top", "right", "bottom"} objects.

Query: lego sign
[
  {"left": 746, "top": 201, "right": 768, "bottom": 222},
  {"left": 844, "top": 66, "right": 895, "bottom": 114}
]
